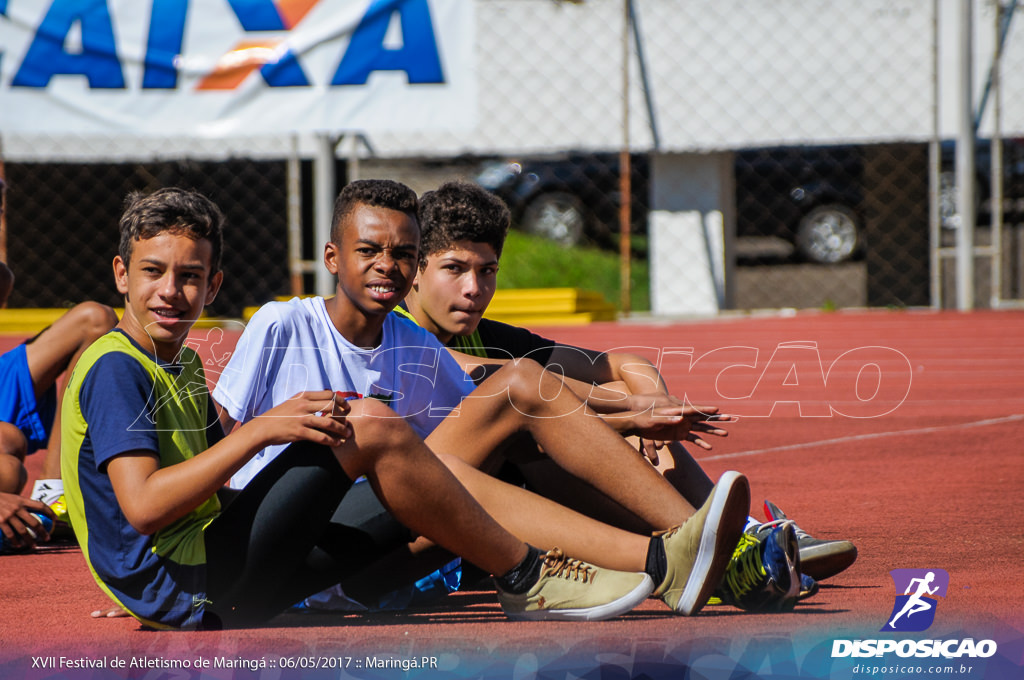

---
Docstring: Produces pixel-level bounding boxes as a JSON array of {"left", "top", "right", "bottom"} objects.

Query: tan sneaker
[
  {"left": 497, "top": 548, "right": 653, "bottom": 621},
  {"left": 653, "top": 471, "right": 750, "bottom": 615}
]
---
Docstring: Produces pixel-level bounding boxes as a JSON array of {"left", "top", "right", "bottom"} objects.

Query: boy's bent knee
[
  {"left": 486, "top": 358, "right": 578, "bottom": 417},
  {"left": 0, "top": 425, "right": 28, "bottom": 492},
  {"left": 347, "top": 398, "right": 414, "bottom": 445},
  {"left": 0, "top": 458, "right": 27, "bottom": 493},
  {"left": 70, "top": 302, "right": 118, "bottom": 338},
  {"left": 348, "top": 397, "right": 398, "bottom": 421},
  {"left": 0, "top": 422, "right": 28, "bottom": 461},
  {"left": 474, "top": 358, "right": 542, "bottom": 399},
  {"left": 335, "top": 399, "right": 424, "bottom": 479}
]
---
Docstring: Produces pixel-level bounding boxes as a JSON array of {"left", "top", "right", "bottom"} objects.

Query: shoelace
[
  {"left": 763, "top": 502, "right": 811, "bottom": 540},
  {"left": 542, "top": 548, "right": 594, "bottom": 584},
  {"left": 755, "top": 518, "right": 809, "bottom": 541},
  {"left": 722, "top": 533, "right": 766, "bottom": 600},
  {"left": 654, "top": 525, "right": 680, "bottom": 541}
]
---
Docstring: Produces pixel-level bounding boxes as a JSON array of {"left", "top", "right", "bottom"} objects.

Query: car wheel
[
  {"left": 521, "top": 192, "right": 587, "bottom": 246},
  {"left": 939, "top": 170, "right": 959, "bottom": 229},
  {"left": 939, "top": 169, "right": 984, "bottom": 230},
  {"left": 795, "top": 204, "right": 860, "bottom": 264}
]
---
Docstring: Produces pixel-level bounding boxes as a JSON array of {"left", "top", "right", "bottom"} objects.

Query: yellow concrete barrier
[
  {"left": 0, "top": 308, "right": 79, "bottom": 334},
  {"left": 241, "top": 288, "right": 617, "bottom": 326},
  {"left": 486, "top": 288, "right": 617, "bottom": 324},
  {"left": 0, "top": 308, "right": 230, "bottom": 335}
]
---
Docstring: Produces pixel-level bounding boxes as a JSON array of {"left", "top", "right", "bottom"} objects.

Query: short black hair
[
  {"left": 417, "top": 180, "right": 510, "bottom": 268},
  {"left": 118, "top": 187, "right": 225, "bottom": 272},
  {"left": 331, "top": 179, "right": 419, "bottom": 242}
]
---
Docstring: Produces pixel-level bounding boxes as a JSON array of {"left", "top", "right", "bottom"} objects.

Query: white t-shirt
[{"left": 213, "top": 297, "right": 476, "bottom": 489}]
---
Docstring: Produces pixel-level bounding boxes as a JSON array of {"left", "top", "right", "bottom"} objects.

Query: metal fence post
[
  {"left": 619, "top": 0, "right": 632, "bottom": 315},
  {"left": 957, "top": 0, "right": 977, "bottom": 310},
  {"left": 314, "top": 133, "right": 338, "bottom": 298}
]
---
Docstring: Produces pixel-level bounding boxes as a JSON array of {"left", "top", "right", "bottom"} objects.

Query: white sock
[
  {"left": 744, "top": 515, "right": 760, "bottom": 532},
  {"left": 31, "top": 479, "right": 64, "bottom": 506}
]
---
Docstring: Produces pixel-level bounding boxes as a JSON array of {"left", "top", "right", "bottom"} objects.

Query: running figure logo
[{"left": 881, "top": 568, "right": 949, "bottom": 632}]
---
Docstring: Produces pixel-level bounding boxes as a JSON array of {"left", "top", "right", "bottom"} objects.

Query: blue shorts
[{"left": 0, "top": 343, "right": 56, "bottom": 453}]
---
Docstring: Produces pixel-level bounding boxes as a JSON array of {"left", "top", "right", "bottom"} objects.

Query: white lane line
[{"left": 699, "top": 413, "right": 1024, "bottom": 461}]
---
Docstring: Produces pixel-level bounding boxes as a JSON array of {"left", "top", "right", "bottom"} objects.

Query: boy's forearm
[
  {"left": 447, "top": 349, "right": 507, "bottom": 384},
  {"left": 547, "top": 346, "right": 668, "bottom": 398},
  {"left": 216, "top": 399, "right": 238, "bottom": 434},
  {"left": 560, "top": 377, "right": 633, "bottom": 414},
  {"left": 607, "top": 352, "right": 668, "bottom": 396},
  {"left": 110, "top": 390, "right": 348, "bottom": 534},
  {"left": 547, "top": 355, "right": 669, "bottom": 415},
  {"left": 592, "top": 408, "right": 649, "bottom": 435},
  {"left": 108, "top": 424, "right": 268, "bottom": 534}
]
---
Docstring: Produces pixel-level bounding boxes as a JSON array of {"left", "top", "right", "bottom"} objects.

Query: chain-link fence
[
  {"left": 2, "top": 159, "right": 294, "bottom": 317},
  {"left": 2, "top": 0, "right": 1022, "bottom": 315}
]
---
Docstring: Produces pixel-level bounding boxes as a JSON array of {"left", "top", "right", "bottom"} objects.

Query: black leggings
[{"left": 202, "top": 441, "right": 359, "bottom": 628}]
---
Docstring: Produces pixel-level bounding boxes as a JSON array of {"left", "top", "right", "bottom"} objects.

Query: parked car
[
  {"left": 474, "top": 152, "right": 649, "bottom": 248},
  {"left": 477, "top": 147, "right": 864, "bottom": 263},
  {"left": 734, "top": 146, "right": 865, "bottom": 264},
  {"left": 476, "top": 141, "right": 1024, "bottom": 265},
  {"left": 939, "top": 137, "right": 1024, "bottom": 230}
]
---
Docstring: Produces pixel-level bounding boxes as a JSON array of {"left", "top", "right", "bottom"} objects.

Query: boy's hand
[
  {"left": 254, "top": 390, "right": 353, "bottom": 448},
  {"left": 624, "top": 392, "right": 688, "bottom": 414},
  {"left": 606, "top": 405, "right": 734, "bottom": 464},
  {"left": 0, "top": 493, "right": 54, "bottom": 549},
  {"left": 91, "top": 604, "right": 130, "bottom": 619}
]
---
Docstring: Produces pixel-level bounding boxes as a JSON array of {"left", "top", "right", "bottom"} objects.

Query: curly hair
[
  {"left": 118, "top": 187, "right": 225, "bottom": 273},
  {"left": 331, "top": 179, "right": 419, "bottom": 242},
  {"left": 417, "top": 180, "right": 510, "bottom": 268}
]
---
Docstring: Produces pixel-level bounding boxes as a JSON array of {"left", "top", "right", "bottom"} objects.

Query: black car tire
[
  {"left": 939, "top": 169, "right": 985, "bottom": 230},
  {"left": 521, "top": 192, "right": 588, "bottom": 246},
  {"left": 795, "top": 204, "right": 860, "bottom": 264}
]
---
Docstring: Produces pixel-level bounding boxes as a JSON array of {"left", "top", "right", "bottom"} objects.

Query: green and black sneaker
[{"left": 712, "top": 521, "right": 802, "bottom": 612}]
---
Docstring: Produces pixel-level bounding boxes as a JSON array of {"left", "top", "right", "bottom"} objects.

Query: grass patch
[{"left": 497, "top": 231, "right": 650, "bottom": 312}]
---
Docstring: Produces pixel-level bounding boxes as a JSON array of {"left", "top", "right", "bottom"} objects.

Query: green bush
[{"left": 497, "top": 231, "right": 650, "bottom": 312}]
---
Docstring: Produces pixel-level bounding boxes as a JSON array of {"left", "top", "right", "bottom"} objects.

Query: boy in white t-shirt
[
  {"left": 214, "top": 179, "right": 753, "bottom": 617},
  {"left": 218, "top": 296, "right": 473, "bottom": 489},
  {"left": 402, "top": 180, "right": 855, "bottom": 588}
]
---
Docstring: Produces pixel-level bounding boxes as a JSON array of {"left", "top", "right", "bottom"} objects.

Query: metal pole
[
  {"left": 314, "top": 133, "right": 337, "bottom": 297},
  {"left": 619, "top": 0, "right": 632, "bottom": 315},
  {"left": 629, "top": 0, "right": 659, "bottom": 151},
  {"left": 0, "top": 135, "right": 7, "bottom": 264},
  {"left": 973, "top": 0, "right": 1017, "bottom": 130},
  {"left": 287, "top": 135, "right": 304, "bottom": 297},
  {"left": 956, "top": 0, "right": 976, "bottom": 311},
  {"left": 344, "top": 133, "right": 361, "bottom": 183},
  {"left": 929, "top": 0, "right": 941, "bottom": 309},
  {"left": 991, "top": 0, "right": 1004, "bottom": 307}
]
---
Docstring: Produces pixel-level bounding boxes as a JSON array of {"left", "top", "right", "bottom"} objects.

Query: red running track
[{"left": 1, "top": 309, "right": 1022, "bottom": 679}]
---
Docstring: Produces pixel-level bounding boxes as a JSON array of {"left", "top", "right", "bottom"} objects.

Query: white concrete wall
[{"left": 649, "top": 151, "right": 735, "bottom": 316}]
